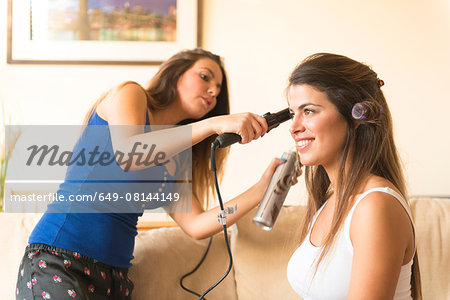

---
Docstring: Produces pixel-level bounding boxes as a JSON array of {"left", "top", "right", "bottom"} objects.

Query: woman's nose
[
  {"left": 289, "top": 115, "right": 305, "bottom": 135},
  {"left": 208, "top": 84, "right": 219, "bottom": 97}
]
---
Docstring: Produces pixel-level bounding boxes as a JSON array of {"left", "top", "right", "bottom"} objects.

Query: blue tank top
[{"left": 29, "top": 110, "right": 175, "bottom": 268}]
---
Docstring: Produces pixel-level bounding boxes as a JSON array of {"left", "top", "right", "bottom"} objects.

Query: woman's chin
[{"left": 299, "top": 158, "right": 315, "bottom": 167}]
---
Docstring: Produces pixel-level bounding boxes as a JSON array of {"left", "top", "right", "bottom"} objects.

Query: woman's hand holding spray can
[{"left": 253, "top": 149, "right": 302, "bottom": 230}]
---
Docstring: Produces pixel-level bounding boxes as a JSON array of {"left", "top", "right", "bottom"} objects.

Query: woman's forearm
[
  {"left": 110, "top": 118, "right": 218, "bottom": 171},
  {"left": 171, "top": 180, "right": 268, "bottom": 240}
]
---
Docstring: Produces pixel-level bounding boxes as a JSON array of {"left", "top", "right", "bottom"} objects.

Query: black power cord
[
  {"left": 179, "top": 236, "right": 213, "bottom": 299},
  {"left": 178, "top": 141, "right": 234, "bottom": 300},
  {"left": 197, "top": 141, "right": 234, "bottom": 299}
]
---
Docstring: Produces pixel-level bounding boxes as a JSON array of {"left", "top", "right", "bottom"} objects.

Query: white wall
[{"left": 1, "top": 0, "right": 449, "bottom": 204}]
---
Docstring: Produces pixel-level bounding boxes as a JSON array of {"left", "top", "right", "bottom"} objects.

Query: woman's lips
[{"left": 202, "top": 97, "right": 211, "bottom": 107}]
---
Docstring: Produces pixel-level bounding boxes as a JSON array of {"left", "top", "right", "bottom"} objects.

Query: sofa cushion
[
  {"left": 130, "top": 227, "right": 237, "bottom": 300},
  {"left": 231, "top": 206, "right": 305, "bottom": 300},
  {"left": 410, "top": 197, "right": 450, "bottom": 300}
]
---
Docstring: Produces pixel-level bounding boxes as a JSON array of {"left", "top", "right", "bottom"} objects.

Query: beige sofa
[
  {"left": 130, "top": 197, "right": 450, "bottom": 300},
  {"left": 1, "top": 197, "right": 449, "bottom": 300}
]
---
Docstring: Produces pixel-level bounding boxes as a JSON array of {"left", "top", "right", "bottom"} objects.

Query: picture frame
[{"left": 7, "top": 0, "right": 199, "bottom": 65}]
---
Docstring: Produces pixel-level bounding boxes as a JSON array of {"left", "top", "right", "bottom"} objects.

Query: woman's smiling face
[{"left": 289, "top": 84, "right": 349, "bottom": 170}]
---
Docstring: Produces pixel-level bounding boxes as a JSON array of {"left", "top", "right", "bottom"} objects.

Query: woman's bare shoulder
[
  {"left": 98, "top": 82, "right": 148, "bottom": 124},
  {"left": 350, "top": 177, "right": 412, "bottom": 252}
]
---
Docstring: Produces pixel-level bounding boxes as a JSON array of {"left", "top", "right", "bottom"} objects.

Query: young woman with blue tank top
[
  {"left": 15, "top": 49, "right": 287, "bottom": 299},
  {"left": 285, "top": 53, "right": 422, "bottom": 299}
]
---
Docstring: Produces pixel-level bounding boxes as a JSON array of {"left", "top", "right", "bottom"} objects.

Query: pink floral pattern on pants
[{"left": 15, "top": 243, "right": 133, "bottom": 299}]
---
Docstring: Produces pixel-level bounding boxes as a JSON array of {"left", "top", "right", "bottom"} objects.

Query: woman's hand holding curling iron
[{"left": 206, "top": 112, "right": 269, "bottom": 144}]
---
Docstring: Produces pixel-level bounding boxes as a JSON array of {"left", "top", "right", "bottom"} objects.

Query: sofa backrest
[
  {"left": 231, "top": 205, "right": 305, "bottom": 300},
  {"left": 130, "top": 227, "right": 237, "bottom": 300},
  {"left": 409, "top": 197, "right": 450, "bottom": 300}
]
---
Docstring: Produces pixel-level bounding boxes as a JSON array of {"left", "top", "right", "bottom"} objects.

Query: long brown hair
[
  {"left": 288, "top": 53, "right": 421, "bottom": 299},
  {"left": 83, "top": 48, "right": 230, "bottom": 209}
]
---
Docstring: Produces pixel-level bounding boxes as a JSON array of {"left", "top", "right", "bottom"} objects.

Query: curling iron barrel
[
  {"left": 253, "top": 149, "right": 299, "bottom": 231},
  {"left": 213, "top": 108, "right": 291, "bottom": 148}
]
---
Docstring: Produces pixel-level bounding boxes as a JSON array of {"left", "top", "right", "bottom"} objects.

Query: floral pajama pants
[{"left": 15, "top": 243, "right": 134, "bottom": 300}]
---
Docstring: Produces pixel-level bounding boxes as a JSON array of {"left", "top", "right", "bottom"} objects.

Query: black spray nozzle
[{"left": 213, "top": 108, "right": 291, "bottom": 148}]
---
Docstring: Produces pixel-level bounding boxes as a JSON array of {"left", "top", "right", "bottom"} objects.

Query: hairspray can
[{"left": 253, "top": 149, "right": 299, "bottom": 230}]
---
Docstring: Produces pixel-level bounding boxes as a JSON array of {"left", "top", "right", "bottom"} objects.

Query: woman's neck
[
  {"left": 149, "top": 102, "right": 186, "bottom": 126},
  {"left": 323, "top": 160, "right": 369, "bottom": 199},
  {"left": 323, "top": 162, "right": 340, "bottom": 192}
]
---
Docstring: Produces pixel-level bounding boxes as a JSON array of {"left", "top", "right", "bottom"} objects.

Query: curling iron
[{"left": 213, "top": 108, "right": 291, "bottom": 148}]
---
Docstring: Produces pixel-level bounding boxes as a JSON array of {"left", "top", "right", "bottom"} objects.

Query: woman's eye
[
  {"left": 200, "top": 73, "right": 209, "bottom": 81},
  {"left": 304, "top": 108, "right": 314, "bottom": 115},
  {"left": 289, "top": 111, "right": 295, "bottom": 119}
]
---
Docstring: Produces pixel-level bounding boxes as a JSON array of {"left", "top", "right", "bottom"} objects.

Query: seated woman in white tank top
[{"left": 284, "top": 53, "right": 422, "bottom": 300}]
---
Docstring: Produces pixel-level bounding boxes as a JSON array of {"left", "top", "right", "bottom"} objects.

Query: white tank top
[{"left": 287, "top": 187, "right": 414, "bottom": 300}]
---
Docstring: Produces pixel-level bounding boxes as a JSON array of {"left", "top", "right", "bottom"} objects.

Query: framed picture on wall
[{"left": 7, "top": 0, "right": 198, "bottom": 65}]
